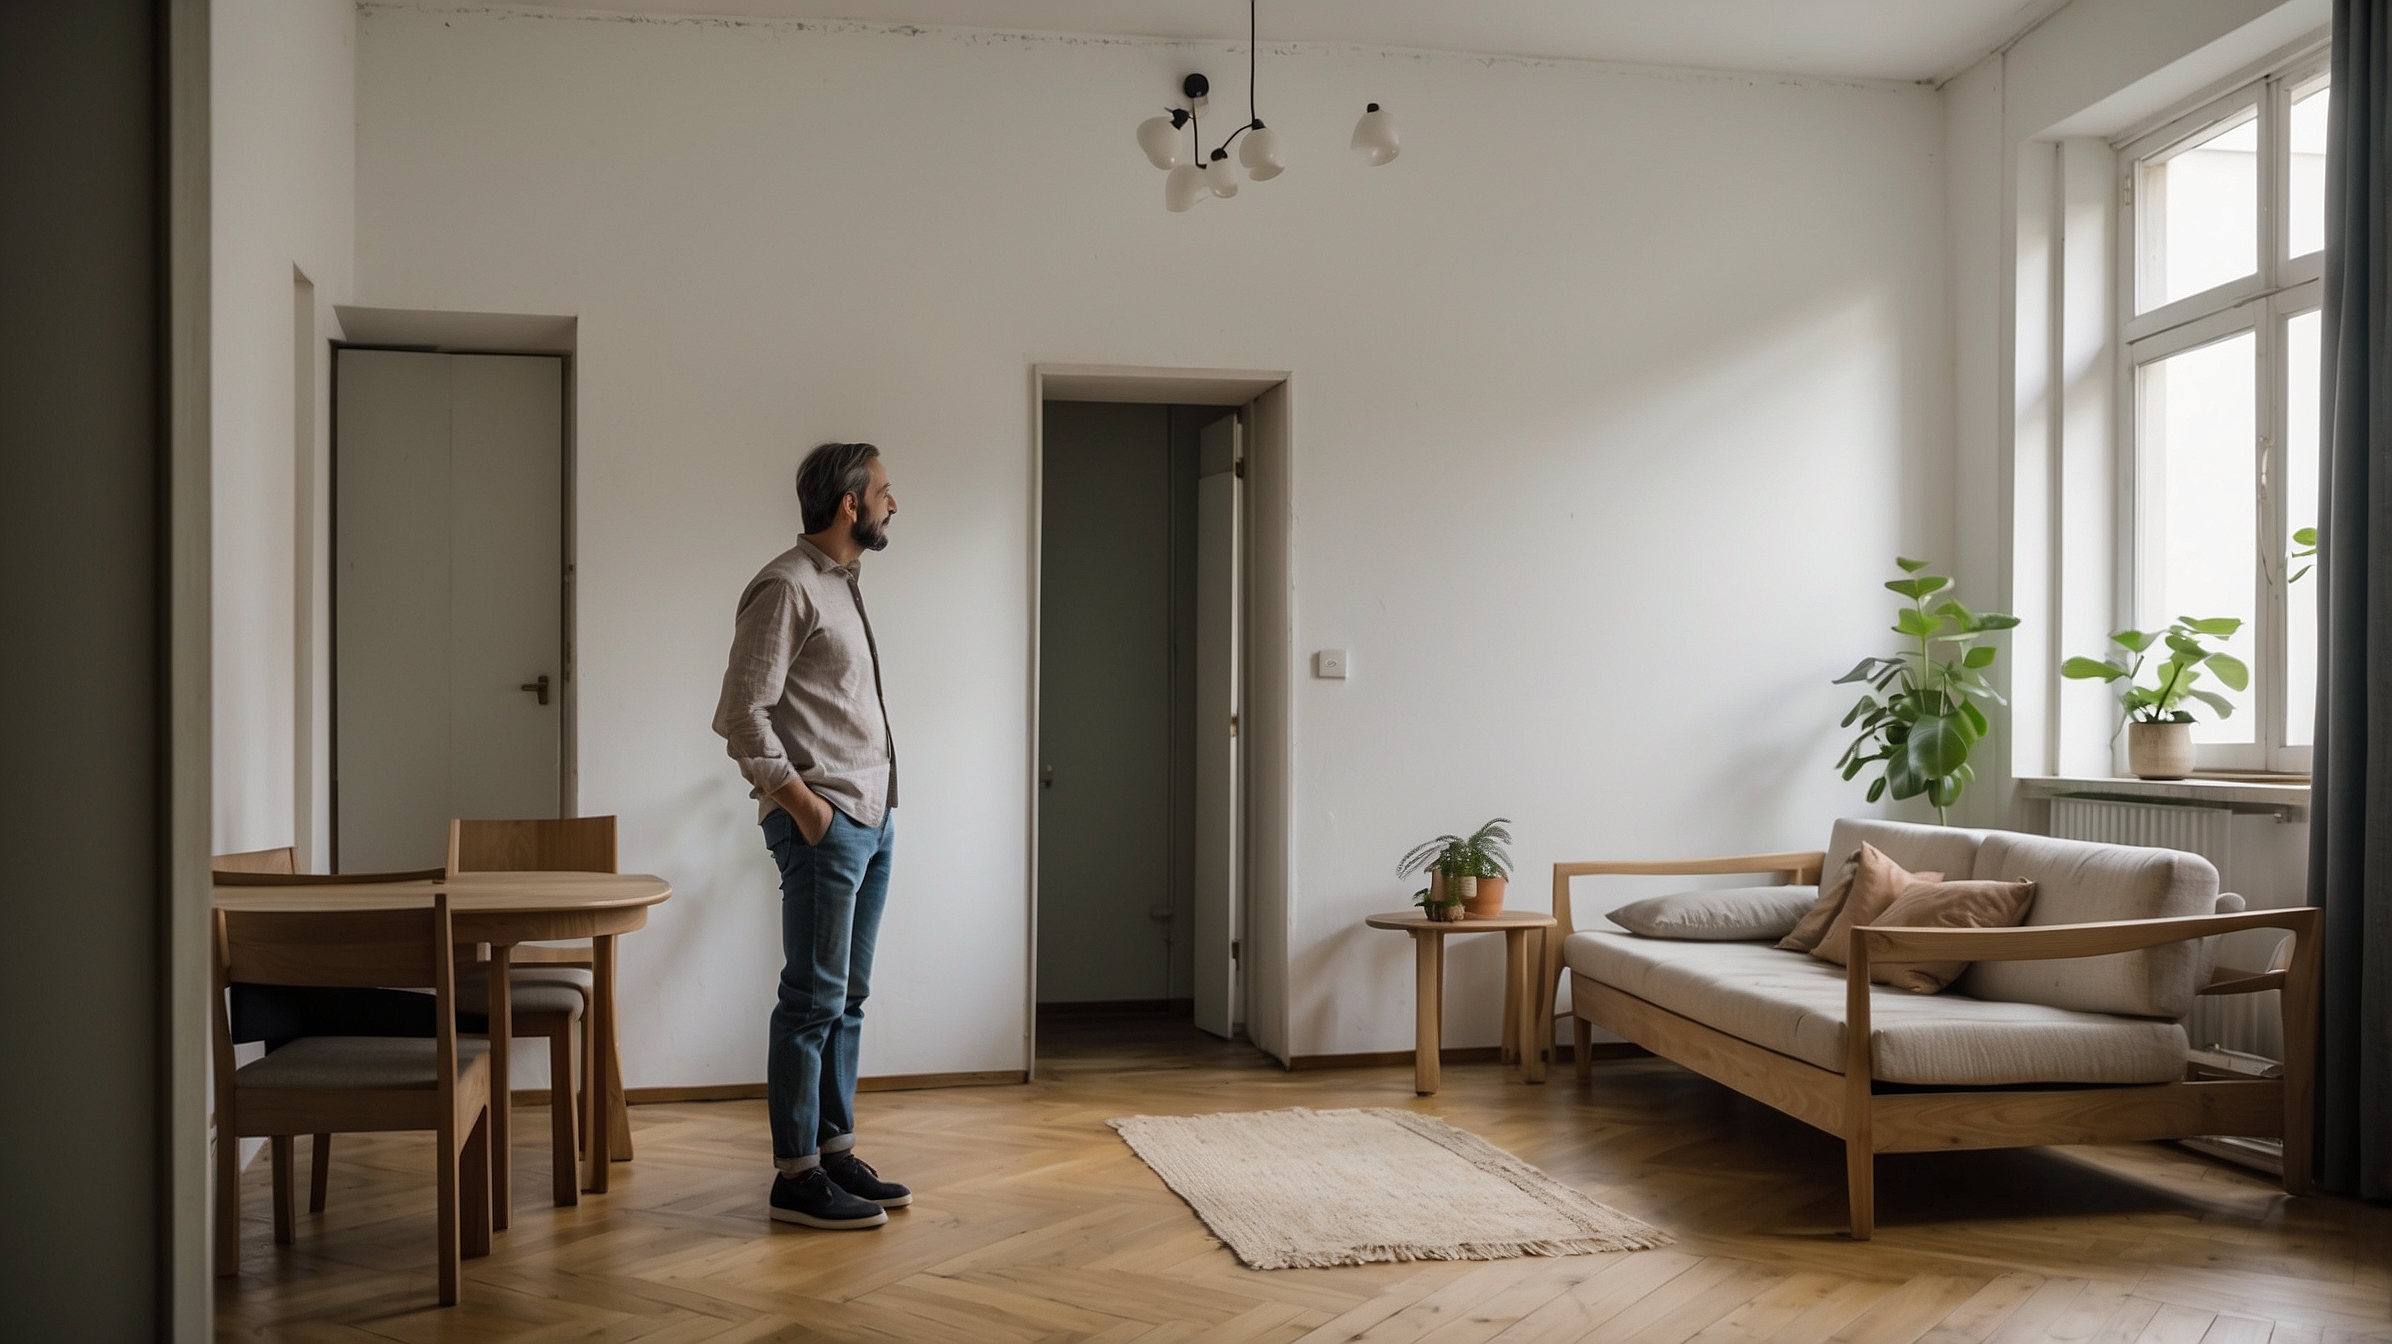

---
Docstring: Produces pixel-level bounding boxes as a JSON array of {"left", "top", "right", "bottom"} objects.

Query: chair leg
[
  {"left": 270, "top": 1136, "right": 296, "bottom": 1245},
  {"left": 1573, "top": 1016, "right": 1593, "bottom": 1080},
  {"left": 1845, "top": 1134, "right": 1875, "bottom": 1241},
  {"left": 436, "top": 1126, "right": 461, "bottom": 1307},
  {"left": 550, "top": 1022, "right": 580, "bottom": 1207},
  {"left": 461, "top": 1109, "right": 492, "bottom": 1261},
  {"left": 309, "top": 1133, "right": 332, "bottom": 1213},
  {"left": 214, "top": 1120, "right": 241, "bottom": 1277},
  {"left": 577, "top": 993, "right": 596, "bottom": 1156}
]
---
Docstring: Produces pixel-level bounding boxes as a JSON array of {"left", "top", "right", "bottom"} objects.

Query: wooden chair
[
  {"left": 214, "top": 859, "right": 458, "bottom": 1215},
  {"left": 212, "top": 889, "right": 492, "bottom": 1305},
  {"left": 448, "top": 816, "right": 632, "bottom": 1173}
]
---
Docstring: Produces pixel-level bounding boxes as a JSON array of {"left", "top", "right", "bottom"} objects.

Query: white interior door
[
  {"left": 334, "top": 349, "right": 562, "bottom": 872},
  {"left": 1192, "top": 413, "right": 1242, "bottom": 1038}
]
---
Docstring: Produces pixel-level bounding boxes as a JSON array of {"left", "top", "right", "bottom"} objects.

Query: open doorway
[
  {"left": 1036, "top": 403, "right": 1235, "bottom": 1035},
  {"left": 1029, "top": 366, "right": 1292, "bottom": 1073}
]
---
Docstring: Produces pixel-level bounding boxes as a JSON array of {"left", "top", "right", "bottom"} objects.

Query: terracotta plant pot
[
  {"left": 1462, "top": 875, "right": 1507, "bottom": 919},
  {"left": 2128, "top": 720, "right": 2195, "bottom": 780},
  {"left": 1429, "top": 872, "right": 1478, "bottom": 921}
]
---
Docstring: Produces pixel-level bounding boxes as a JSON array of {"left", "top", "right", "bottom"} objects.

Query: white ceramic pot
[{"left": 2128, "top": 721, "right": 2195, "bottom": 780}]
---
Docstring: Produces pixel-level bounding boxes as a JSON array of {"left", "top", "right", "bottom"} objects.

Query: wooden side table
[{"left": 1365, "top": 910, "right": 1557, "bottom": 1095}]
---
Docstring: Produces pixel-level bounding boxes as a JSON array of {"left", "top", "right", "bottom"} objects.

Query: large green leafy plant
[
  {"left": 2060, "top": 617, "right": 2247, "bottom": 727},
  {"left": 1834, "top": 558, "right": 2019, "bottom": 825}
]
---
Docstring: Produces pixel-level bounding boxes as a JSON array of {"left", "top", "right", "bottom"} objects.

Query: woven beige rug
[{"left": 1108, "top": 1106, "right": 1671, "bottom": 1270}]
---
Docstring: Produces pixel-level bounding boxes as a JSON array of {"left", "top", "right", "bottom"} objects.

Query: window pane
[
  {"left": 2141, "top": 331, "right": 2256, "bottom": 744},
  {"left": 2286, "top": 309, "right": 2320, "bottom": 747},
  {"left": 2288, "top": 78, "right": 2331, "bottom": 258},
  {"left": 2138, "top": 109, "right": 2259, "bottom": 311}
]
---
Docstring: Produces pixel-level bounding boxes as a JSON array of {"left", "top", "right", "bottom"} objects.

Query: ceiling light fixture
[{"left": 1140, "top": 0, "right": 1398, "bottom": 212}]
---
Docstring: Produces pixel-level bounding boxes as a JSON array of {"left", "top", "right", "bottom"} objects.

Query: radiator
[{"left": 2046, "top": 797, "right": 2279, "bottom": 1063}]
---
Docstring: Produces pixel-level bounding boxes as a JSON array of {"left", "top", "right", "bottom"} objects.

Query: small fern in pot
[{"left": 1399, "top": 818, "right": 1514, "bottom": 921}]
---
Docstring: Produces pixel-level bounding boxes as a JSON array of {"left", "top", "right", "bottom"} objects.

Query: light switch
[{"left": 1314, "top": 648, "right": 1349, "bottom": 680}]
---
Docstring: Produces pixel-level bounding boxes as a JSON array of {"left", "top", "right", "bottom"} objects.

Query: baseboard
[{"left": 612, "top": 1070, "right": 1028, "bottom": 1106}]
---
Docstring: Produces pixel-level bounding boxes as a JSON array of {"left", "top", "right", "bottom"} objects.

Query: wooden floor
[{"left": 217, "top": 1014, "right": 2391, "bottom": 1343}]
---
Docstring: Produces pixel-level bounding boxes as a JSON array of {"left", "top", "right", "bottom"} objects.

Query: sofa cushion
[
  {"left": 1564, "top": 931, "right": 2187, "bottom": 1086},
  {"left": 1866, "top": 878, "right": 2038, "bottom": 993},
  {"left": 1606, "top": 886, "right": 1819, "bottom": 941},
  {"left": 1961, "top": 832, "right": 2219, "bottom": 1019},
  {"left": 1778, "top": 855, "right": 1857, "bottom": 952},
  {"left": 1809, "top": 844, "right": 1942, "bottom": 967},
  {"left": 1823, "top": 819, "right": 1988, "bottom": 903}
]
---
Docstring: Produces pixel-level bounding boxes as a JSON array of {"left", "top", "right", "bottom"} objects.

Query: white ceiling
[{"left": 504, "top": 0, "right": 2067, "bottom": 83}]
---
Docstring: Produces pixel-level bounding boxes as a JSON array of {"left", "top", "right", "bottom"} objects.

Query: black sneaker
[
  {"left": 822, "top": 1151, "right": 913, "bottom": 1208},
  {"left": 768, "top": 1168, "right": 888, "bottom": 1229}
]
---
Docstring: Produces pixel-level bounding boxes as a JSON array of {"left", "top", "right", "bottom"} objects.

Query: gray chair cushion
[
  {"left": 455, "top": 974, "right": 585, "bottom": 1019},
  {"left": 1961, "top": 832, "right": 2219, "bottom": 1019},
  {"left": 1606, "top": 887, "right": 1819, "bottom": 941},
  {"left": 236, "top": 1036, "right": 491, "bottom": 1091},
  {"left": 1565, "top": 931, "right": 2186, "bottom": 1086}
]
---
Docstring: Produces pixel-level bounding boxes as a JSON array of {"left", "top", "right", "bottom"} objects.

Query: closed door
[{"left": 334, "top": 349, "right": 563, "bottom": 872}]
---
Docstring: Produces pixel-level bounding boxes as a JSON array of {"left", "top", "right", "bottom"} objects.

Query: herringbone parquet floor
[{"left": 215, "top": 1015, "right": 2391, "bottom": 1343}]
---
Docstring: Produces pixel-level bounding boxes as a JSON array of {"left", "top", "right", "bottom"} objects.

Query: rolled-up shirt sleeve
[{"left": 713, "top": 577, "right": 810, "bottom": 801}]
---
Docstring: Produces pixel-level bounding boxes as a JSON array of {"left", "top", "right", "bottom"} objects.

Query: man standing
[{"left": 713, "top": 442, "right": 912, "bottom": 1230}]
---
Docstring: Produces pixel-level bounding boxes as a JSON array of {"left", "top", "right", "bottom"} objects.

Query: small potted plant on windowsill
[
  {"left": 2062, "top": 617, "right": 2247, "bottom": 780},
  {"left": 1399, "top": 818, "right": 1514, "bottom": 921}
]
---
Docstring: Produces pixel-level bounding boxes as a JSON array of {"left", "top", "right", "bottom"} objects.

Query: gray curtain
[{"left": 2309, "top": 0, "right": 2392, "bottom": 1201}]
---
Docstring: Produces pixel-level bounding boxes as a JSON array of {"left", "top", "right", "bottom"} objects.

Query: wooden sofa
[{"left": 1545, "top": 818, "right": 2319, "bottom": 1239}]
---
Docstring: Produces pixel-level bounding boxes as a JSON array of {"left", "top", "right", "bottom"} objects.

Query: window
[{"left": 2120, "top": 53, "right": 2327, "bottom": 773}]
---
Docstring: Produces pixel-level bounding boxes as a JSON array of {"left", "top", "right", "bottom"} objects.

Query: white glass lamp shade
[
  {"left": 1164, "top": 162, "right": 1208, "bottom": 212},
  {"left": 1207, "top": 152, "right": 1239, "bottom": 198},
  {"left": 1239, "top": 125, "right": 1285, "bottom": 180},
  {"left": 1137, "top": 115, "right": 1183, "bottom": 171},
  {"left": 1351, "top": 103, "right": 1400, "bottom": 166}
]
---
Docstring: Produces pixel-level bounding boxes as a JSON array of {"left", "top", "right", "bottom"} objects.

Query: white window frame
[{"left": 2114, "top": 47, "right": 2327, "bottom": 775}]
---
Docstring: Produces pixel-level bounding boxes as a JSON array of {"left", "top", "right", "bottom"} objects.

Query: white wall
[
  {"left": 352, "top": 5, "right": 1951, "bottom": 1079},
  {"left": 212, "top": 0, "right": 356, "bottom": 862}
]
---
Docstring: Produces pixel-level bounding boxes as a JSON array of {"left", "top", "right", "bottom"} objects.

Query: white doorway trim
[{"left": 1026, "top": 364, "right": 1294, "bottom": 1076}]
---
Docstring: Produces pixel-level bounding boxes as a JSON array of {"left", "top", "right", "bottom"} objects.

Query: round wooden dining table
[{"left": 211, "top": 870, "right": 671, "bottom": 1228}]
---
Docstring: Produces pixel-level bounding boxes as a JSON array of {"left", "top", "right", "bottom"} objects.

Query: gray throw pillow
[{"left": 1604, "top": 886, "right": 1820, "bottom": 941}]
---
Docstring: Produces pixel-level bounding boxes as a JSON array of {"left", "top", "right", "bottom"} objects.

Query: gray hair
[{"left": 795, "top": 442, "right": 880, "bottom": 534}]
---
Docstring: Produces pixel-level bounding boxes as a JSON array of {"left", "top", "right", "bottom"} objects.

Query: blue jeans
[{"left": 761, "top": 804, "right": 893, "bottom": 1173}]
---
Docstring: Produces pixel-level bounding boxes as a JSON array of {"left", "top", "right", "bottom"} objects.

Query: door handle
[{"left": 520, "top": 675, "right": 551, "bottom": 706}]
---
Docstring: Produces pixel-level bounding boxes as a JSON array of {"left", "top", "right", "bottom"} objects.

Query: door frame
[
  {"left": 1026, "top": 364, "right": 1294, "bottom": 1075},
  {"left": 327, "top": 324, "right": 578, "bottom": 870}
]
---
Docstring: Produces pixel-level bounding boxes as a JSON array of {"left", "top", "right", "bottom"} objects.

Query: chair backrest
[
  {"left": 213, "top": 846, "right": 297, "bottom": 875},
  {"left": 218, "top": 898, "right": 454, "bottom": 991},
  {"left": 448, "top": 816, "right": 617, "bottom": 875}
]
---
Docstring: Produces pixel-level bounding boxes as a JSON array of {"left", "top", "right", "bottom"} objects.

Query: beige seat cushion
[
  {"left": 1564, "top": 931, "right": 2186, "bottom": 1086},
  {"left": 1962, "top": 832, "right": 2218, "bottom": 1019},
  {"left": 237, "top": 1036, "right": 491, "bottom": 1091}
]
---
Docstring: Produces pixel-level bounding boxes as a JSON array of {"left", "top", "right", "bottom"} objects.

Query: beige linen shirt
[{"left": 712, "top": 538, "right": 898, "bottom": 826}]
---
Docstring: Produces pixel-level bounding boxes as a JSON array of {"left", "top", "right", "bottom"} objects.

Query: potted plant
[
  {"left": 1400, "top": 819, "right": 1514, "bottom": 920},
  {"left": 2061, "top": 617, "right": 2247, "bottom": 780},
  {"left": 1834, "top": 558, "right": 2018, "bottom": 825}
]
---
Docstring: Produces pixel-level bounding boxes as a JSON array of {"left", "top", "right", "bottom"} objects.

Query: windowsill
[{"left": 2015, "top": 773, "right": 2310, "bottom": 815}]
